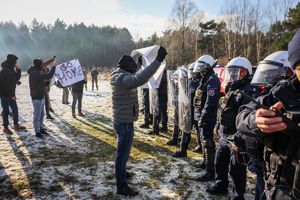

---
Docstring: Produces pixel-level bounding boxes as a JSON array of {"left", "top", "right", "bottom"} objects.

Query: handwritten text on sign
[{"left": 55, "top": 59, "right": 84, "bottom": 87}]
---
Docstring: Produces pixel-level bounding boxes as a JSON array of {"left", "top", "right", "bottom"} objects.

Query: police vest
[
  {"left": 263, "top": 79, "right": 300, "bottom": 199},
  {"left": 193, "top": 76, "right": 209, "bottom": 112}
]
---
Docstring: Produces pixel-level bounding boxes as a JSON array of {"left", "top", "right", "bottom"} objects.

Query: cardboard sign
[{"left": 53, "top": 59, "right": 84, "bottom": 87}]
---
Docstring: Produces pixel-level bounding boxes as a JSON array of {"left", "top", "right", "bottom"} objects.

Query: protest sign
[
  {"left": 131, "top": 45, "right": 166, "bottom": 89},
  {"left": 51, "top": 59, "right": 84, "bottom": 87}
]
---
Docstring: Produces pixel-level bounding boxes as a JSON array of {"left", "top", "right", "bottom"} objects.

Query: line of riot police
[{"left": 139, "top": 30, "right": 300, "bottom": 200}]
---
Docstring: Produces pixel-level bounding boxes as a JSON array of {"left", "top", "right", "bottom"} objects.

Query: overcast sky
[{"left": 0, "top": 0, "right": 223, "bottom": 39}]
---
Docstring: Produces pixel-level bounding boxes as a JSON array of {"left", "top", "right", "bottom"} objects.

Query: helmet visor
[
  {"left": 223, "top": 67, "right": 247, "bottom": 82},
  {"left": 193, "top": 61, "right": 206, "bottom": 73},
  {"left": 251, "top": 63, "right": 287, "bottom": 86}
]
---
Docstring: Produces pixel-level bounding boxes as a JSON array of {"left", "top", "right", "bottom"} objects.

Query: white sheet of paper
[{"left": 131, "top": 45, "right": 166, "bottom": 89}]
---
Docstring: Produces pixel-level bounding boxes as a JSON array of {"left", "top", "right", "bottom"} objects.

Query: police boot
[
  {"left": 172, "top": 132, "right": 191, "bottom": 158},
  {"left": 140, "top": 112, "right": 150, "bottom": 129},
  {"left": 206, "top": 184, "right": 228, "bottom": 195},
  {"left": 195, "top": 140, "right": 215, "bottom": 181},
  {"left": 166, "top": 126, "right": 179, "bottom": 146},
  {"left": 193, "top": 129, "right": 202, "bottom": 153},
  {"left": 149, "top": 114, "right": 153, "bottom": 125},
  {"left": 148, "top": 116, "right": 159, "bottom": 135}
]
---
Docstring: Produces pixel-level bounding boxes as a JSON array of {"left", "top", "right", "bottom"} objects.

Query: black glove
[
  {"left": 16, "top": 81, "right": 21, "bottom": 85},
  {"left": 156, "top": 46, "right": 167, "bottom": 62}
]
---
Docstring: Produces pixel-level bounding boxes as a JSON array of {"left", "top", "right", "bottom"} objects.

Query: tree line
[{"left": 0, "top": 19, "right": 135, "bottom": 70}]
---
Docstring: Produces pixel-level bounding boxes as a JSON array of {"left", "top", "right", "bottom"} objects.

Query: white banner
[
  {"left": 131, "top": 45, "right": 166, "bottom": 89},
  {"left": 53, "top": 59, "right": 84, "bottom": 87}
]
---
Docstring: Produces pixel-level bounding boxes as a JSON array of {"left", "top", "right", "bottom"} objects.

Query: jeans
[
  {"left": 72, "top": 92, "right": 83, "bottom": 113},
  {"left": 32, "top": 99, "right": 45, "bottom": 132},
  {"left": 113, "top": 122, "right": 134, "bottom": 190},
  {"left": 0, "top": 96, "right": 19, "bottom": 127}
]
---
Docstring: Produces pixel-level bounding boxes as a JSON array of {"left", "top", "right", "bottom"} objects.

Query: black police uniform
[
  {"left": 172, "top": 73, "right": 201, "bottom": 157},
  {"left": 207, "top": 78, "right": 259, "bottom": 198},
  {"left": 190, "top": 74, "right": 202, "bottom": 151},
  {"left": 194, "top": 69, "right": 220, "bottom": 180},
  {"left": 151, "top": 69, "right": 168, "bottom": 134},
  {"left": 236, "top": 77, "right": 300, "bottom": 200},
  {"left": 141, "top": 88, "right": 153, "bottom": 128}
]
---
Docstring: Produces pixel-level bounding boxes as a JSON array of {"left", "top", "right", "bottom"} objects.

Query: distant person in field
[
  {"left": 0, "top": 54, "right": 26, "bottom": 134},
  {"left": 83, "top": 67, "right": 88, "bottom": 91},
  {"left": 62, "top": 87, "right": 70, "bottom": 104},
  {"left": 110, "top": 46, "right": 167, "bottom": 196},
  {"left": 28, "top": 57, "right": 56, "bottom": 138},
  {"left": 91, "top": 66, "right": 99, "bottom": 91},
  {"left": 71, "top": 78, "right": 87, "bottom": 119}
]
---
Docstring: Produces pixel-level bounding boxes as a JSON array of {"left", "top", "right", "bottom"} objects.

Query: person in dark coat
[
  {"left": 91, "top": 67, "right": 99, "bottom": 91},
  {"left": 71, "top": 79, "right": 86, "bottom": 118},
  {"left": 42, "top": 58, "right": 56, "bottom": 120},
  {"left": 0, "top": 54, "right": 26, "bottom": 134},
  {"left": 110, "top": 46, "right": 167, "bottom": 196},
  {"left": 28, "top": 58, "right": 56, "bottom": 138},
  {"left": 236, "top": 30, "right": 300, "bottom": 200},
  {"left": 148, "top": 69, "right": 168, "bottom": 135}
]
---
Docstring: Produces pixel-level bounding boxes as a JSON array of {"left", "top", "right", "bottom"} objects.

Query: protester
[
  {"left": 71, "top": 79, "right": 86, "bottom": 118},
  {"left": 0, "top": 54, "right": 26, "bottom": 134},
  {"left": 110, "top": 46, "right": 167, "bottom": 196},
  {"left": 236, "top": 30, "right": 300, "bottom": 200},
  {"left": 62, "top": 87, "right": 70, "bottom": 104},
  {"left": 83, "top": 67, "right": 88, "bottom": 91},
  {"left": 91, "top": 66, "right": 99, "bottom": 91},
  {"left": 43, "top": 58, "right": 56, "bottom": 120},
  {"left": 28, "top": 58, "right": 56, "bottom": 138}
]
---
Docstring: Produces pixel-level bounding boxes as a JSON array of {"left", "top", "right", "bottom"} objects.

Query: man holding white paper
[{"left": 110, "top": 46, "right": 167, "bottom": 196}]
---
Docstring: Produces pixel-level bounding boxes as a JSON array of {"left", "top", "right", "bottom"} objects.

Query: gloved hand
[{"left": 156, "top": 46, "right": 167, "bottom": 62}]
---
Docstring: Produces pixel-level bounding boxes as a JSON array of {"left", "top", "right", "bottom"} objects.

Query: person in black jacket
[
  {"left": 28, "top": 58, "right": 56, "bottom": 138},
  {"left": 42, "top": 58, "right": 56, "bottom": 120},
  {"left": 0, "top": 54, "right": 26, "bottom": 134},
  {"left": 91, "top": 67, "right": 99, "bottom": 91},
  {"left": 71, "top": 79, "right": 86, "bottom": 118}
]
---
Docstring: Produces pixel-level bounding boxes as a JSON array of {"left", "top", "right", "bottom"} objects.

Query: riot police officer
[
  {"left": 172, "top": 66, "right": 192, "bottom": 157},
  {"left": 246, "top": 51, "right": 294, "bottom": 200},
  {"left": 193, "top": 55, "right": 220, "bottom": 181},
  {"left": 148, "top": 69, "right": 168, "bottom": 135},
  {"left": 188, "top": 63, "right": 203, "bottom": 153},
  {"left": 166, "top": 69, "right": 180, "bottom": 145},
  {"left": 206, "top": 57, "right": 259, "bottom": 199},
  {"left": 236, "top": 30, "right": 300, "bottom": 200}
]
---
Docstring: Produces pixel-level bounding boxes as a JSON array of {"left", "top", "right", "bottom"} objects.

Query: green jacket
[{"left": 110, "top": 60, "right": 161, "bottom": 123}]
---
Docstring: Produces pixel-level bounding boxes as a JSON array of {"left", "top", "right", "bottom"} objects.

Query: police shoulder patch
[{"left": 208, "top": 89, "right": 215, "bottom": 96}]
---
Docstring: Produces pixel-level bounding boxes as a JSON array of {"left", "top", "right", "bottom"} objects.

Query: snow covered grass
[{"left": 0, "top": 75, "right": 255, "bottom": 199}]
